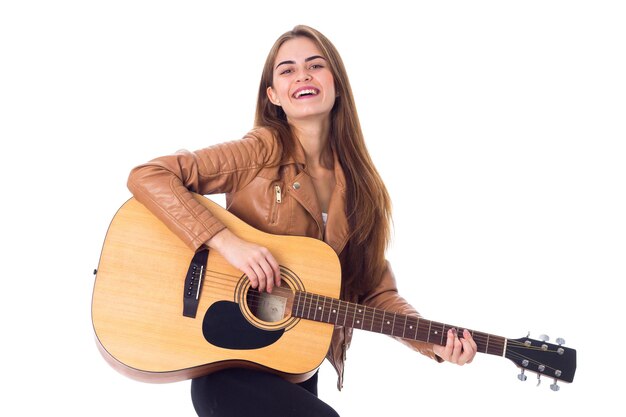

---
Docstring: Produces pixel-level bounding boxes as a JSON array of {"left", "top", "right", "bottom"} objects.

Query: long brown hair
[{"left": 255, "top": 25, "right": 392, "bottom": 297}]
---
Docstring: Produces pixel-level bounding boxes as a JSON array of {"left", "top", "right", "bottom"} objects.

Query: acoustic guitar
[{"left": 91, "top": 194, "right": 576, "bottom": 390}]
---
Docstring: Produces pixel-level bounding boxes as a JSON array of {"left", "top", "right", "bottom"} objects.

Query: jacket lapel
[
  {"left": 286, "top": 139, "right": 351, "bottom": 255},
  {"left": 324, "top": 153, "right": 350, "bottom": 255},
  {"left": 287, "top": 171, "right": 325, "bottom": 236}
]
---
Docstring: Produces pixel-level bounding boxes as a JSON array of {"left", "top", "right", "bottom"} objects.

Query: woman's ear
[{"left": 266, "top": 86, "right": 281, "bottom": 106}]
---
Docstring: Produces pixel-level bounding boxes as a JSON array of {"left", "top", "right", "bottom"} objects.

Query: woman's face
[{"left": 267, "top": 36, "right": 336, "bottom": 124}]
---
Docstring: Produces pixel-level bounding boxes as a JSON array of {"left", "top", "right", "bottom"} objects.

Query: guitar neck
[{"left": 292, "top": 291, "right": 506, "bottom": 357}]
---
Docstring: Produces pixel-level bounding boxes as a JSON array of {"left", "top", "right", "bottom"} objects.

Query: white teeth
[{"left": 295, "top": 89, "right": 318, "bottom": 98}]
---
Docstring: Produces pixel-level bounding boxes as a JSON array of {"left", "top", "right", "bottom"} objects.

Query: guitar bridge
[{"left": 182, "top": 249, "right": 209, "bottom": 318}]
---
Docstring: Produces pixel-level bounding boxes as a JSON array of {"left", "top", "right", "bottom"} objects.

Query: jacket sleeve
[
  {"left": 127, "top": 128, "right": 282, "bottom": 251},
  {"left": 359, "top": 261, "right": 442, "bottom": 362}
]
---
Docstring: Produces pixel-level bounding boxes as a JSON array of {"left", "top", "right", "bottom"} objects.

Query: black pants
[{"left": 191, "top": 368, "right": 339, "bottom": 417}]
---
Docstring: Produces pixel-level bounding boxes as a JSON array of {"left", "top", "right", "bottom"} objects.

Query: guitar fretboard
[{"left": 292, "top": 291, "right": 506, "bottom": 356}]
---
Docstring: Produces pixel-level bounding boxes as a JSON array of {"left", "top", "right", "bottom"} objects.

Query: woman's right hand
[{"left": 207, "top": 228, "right": 281, "bottom": 293}]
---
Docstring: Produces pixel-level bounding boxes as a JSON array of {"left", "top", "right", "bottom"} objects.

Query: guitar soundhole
[{"left": 245, "top": 282, "right": 293, "bottom": 324}]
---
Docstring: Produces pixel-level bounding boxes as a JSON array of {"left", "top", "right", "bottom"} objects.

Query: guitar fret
[
  {"left": 439, "top": 322, "right": 444, "bottom": 343},
  {"left": 381, "top": 311, "right": 387, "bottom": 334},
  {"left": 381, "top": 310, "right": 386, "bottom": 333},
  {"left": 402, "top": 315, "right": 407, "bottom": 338},
  {"left": 358, "top": 305, "right": 364, "bottom": 328},
  {"left": 301, "top": 292, "right": 307, "bottom": 318},
  {"left": 341, "top": 301, "right": 348, "bottom": 325},
  {"left": 305, "top": 293, "right": 311, "bottom": 319},
  {"left": 300, "top": 292, "right": 307, "bottom": 319},
  {"left": 361, "top": 306, "right": 366, "bottom": 330},
  {"left": 316, "top": 295, "right": 322, "bottom": 321},
  {"left": 317, "top": 295, "right": 323, "bottom": 321},
  {"left": 360, "top": 306, "right": 365, "bottom": 328},
  {"left": 307, "top": 293, "right": 313, "bottom": 320},
  {"left": 379, "top": 310, "right": 384, "bottom": 333},
  {"left": 317, "top": 295, "right": 324, "bottom": 321},
  {"left": 391, "top": 313, "right": 399, "bottom": 337},
  {"left": 313, "top": 294, "right": 319, "bottom": 320},
  {"left": 294, "top": 291, "right": 301, "bottom": 317},
  {"left": 328, "top": 297, "right": 335, "bottom": 322},
  {"left": 296, "top": 292, "right": 303, "bottom": 317},
  {"left": 326, "top": 296, "right": 332, "bottom": 322},
  {"left": 350, "top": 304, "right": 356, "bottom": 328},
  {"left": 381, "top": 311, "right": 389, "bottom": 335},
  {"left": 292, "top": 292, "right": 298, "bottom": 316}
]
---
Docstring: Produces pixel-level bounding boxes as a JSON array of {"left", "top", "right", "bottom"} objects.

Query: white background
[{"left": 1, "top": 1, "right": 624, "bottom": 415}]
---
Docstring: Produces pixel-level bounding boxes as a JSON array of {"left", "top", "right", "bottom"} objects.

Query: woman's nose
[{"left": 296, "top": 68, "right": 312, "bottom": 82}]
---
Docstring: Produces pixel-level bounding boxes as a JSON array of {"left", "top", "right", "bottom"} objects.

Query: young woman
[{"left": 128, "top": 25, "right": 477, "bottom": 417}]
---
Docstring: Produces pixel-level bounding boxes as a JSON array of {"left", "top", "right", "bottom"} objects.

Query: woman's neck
[{"left": 290, "top": 118, "right": 332, "bottom": 169}]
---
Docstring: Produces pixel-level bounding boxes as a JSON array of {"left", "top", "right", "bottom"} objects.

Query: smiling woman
[
  {"left": 266, "top": 38, "right": 336, "bottom": 124},
  {"left": 123, "top": 24, "right": 477, "bottom": 417}
]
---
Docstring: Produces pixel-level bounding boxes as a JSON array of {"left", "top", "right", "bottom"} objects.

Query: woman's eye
[{"left": 280, "top": 68, "right": 293, "bottom": 75}]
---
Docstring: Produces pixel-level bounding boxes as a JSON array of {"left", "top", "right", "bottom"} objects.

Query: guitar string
[
  {"left": 195, "top": 281, "right": 562, "bottom": 380},
  {"left": 203, "top": 298, "right": 504, "bottom": 354},
  {"left": 172, "top": 267, "right": 565, "bottom": 380},
  {"left": 200, "top": 267, "right": 499, "bottom": 346},
  {"left": 198, "top": 269, "right": 507, "bottom": 350},
  {"left": 196, "top": 268, "right": 542, "bottom": 353},
  {"left": 169, "top": 267, "right": 563, "bottom": 376},
  {"left": 150, "top": 262, "right": 560, "bottom": 377},
  {"left": 196, "top": 270, "right": 506, "bottom": 351},
  {"left": 249, "top": 289, "right": 505, "bottom": 351}
]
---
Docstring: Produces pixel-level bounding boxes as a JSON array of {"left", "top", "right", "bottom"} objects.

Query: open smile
[{"left": 292, "top": 87, "right": 320, "bottom": 99}]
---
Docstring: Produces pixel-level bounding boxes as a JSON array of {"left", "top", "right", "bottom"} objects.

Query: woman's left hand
[{"left": 433, "top": 328, "right": 477, "bottom": 365}]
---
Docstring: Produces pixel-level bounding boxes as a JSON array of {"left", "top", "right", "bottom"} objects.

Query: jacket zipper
[
  {"left": 274, "top": 184, "right": 282, "bottom": 204},
  {"left": 270, "top": 184, "right": 282, "bottom": 224}
]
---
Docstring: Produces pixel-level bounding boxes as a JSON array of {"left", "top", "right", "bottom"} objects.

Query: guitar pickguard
[{"left": 202, "top": 301, "right": 284, "bottom": 350}]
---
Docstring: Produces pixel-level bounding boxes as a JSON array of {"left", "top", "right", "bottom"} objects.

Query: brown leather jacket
[{"left": 127, "top": 127, "right": 439, "bottom": 389}]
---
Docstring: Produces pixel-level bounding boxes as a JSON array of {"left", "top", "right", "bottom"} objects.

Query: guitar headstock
[{"left": 505, "top": 334, "right": 577, "bottom": 391}]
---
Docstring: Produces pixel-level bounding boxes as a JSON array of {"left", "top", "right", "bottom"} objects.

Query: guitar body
[{"left": 92, "top": 194, "right": 341, "bottom": 383}]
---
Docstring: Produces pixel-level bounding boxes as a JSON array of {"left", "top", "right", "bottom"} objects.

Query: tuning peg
[
  {"left": 517, "top": 369, "right": 528, "bottom": 382},
  {"left": 536, "top": 374, "right": 542, "bottom": 387},
  {"left": 550, "top": 379, "right": 560, "bottom": 392},
  {"left": 556, "top": 337, "right": 566, "bottom": 345},
  {"left": 539, "top": 334, "right": 550, "bottom": 342}
]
